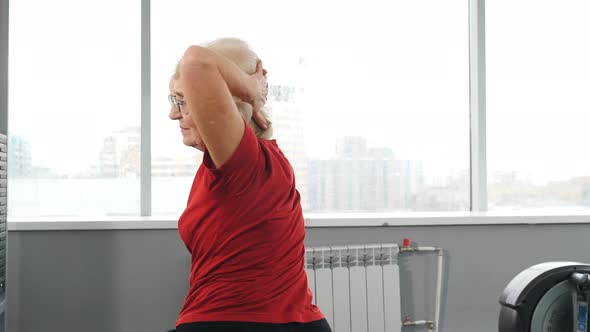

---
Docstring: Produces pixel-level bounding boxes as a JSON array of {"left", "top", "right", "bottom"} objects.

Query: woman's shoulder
[
  {"left": 257, "top": 138, "right": 296, "bottom": 179},
  {"left": 259, "top": 138, "right": 289, "bottom": 162}
]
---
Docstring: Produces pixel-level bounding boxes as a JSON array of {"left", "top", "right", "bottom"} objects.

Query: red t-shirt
[{"left": 176, "top": 123, "right": 325, "bottom": 326}]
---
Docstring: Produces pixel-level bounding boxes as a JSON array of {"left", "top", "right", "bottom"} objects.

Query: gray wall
[{"left": 6, "top": 223, "right": 590, "bottom": 332}]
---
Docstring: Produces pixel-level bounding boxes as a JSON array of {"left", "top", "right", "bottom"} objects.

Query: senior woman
[{"left": 168, "top": 38, "right": 331, "bottom": 332}]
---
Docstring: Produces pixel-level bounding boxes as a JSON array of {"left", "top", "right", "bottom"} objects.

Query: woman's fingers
[
  {"left": 250, "top": 59, "right": 268, "bottom": 111},
  {"left": 256, "top": 59, "right": 264, "bottom": 75},
  {"left": 252, "top": 108, "right": 268, "bottom": 129}
]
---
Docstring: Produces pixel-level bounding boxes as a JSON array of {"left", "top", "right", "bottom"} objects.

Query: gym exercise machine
[{"left": 499, "top": 262, "right": 590, "bottom": 332}]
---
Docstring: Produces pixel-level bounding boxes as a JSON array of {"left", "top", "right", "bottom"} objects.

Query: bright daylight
[{"left": 1, "top": 0, "right": 589, "bottom": 331}]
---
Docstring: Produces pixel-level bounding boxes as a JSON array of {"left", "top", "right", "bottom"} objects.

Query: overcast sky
[{"left": 8, "top": 0, "right": 590, "bottom": 184}]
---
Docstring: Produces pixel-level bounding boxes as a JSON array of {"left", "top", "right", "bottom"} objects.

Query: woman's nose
[{"left": 169, "top": 107, "right": 181, "bottom": 120}]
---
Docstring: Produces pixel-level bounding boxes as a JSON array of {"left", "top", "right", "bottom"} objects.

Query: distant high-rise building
[
  {"left": 268, "top": 84, "right": 309, "bottom": 209},
  {"left": 152, "top": 156, "right": 199, "bottom": 177},
  {"left": 336, "top": 137, "right": 367, "bottom": 158},
  {"left": 8, "top": 135, "right": 32, "bottom": 177},
  {"left": 92, "top": 127, "right": 140, "bottom": 177},
  {"left": 307, "top": 136, "right": 424, "bottom": 212}
]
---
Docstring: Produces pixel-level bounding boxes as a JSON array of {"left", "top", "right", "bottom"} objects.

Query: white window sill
[{"left": 7, "top": 211, "right": 590, "bottom": 231}]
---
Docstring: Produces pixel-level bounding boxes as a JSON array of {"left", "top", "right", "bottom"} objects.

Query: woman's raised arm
[{"left": 177, "top": 45, "right": 268, "bottom": 168}]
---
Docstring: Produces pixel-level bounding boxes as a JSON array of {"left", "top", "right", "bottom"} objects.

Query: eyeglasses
[{"left": 168, "top": 94, "right": 186, "bottom": 113}]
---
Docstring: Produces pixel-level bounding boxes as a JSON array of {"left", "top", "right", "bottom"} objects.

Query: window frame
[
  {"left": 8, "top": 212, "right": 590, "bottom": 231},
  {"left": 6, "top": 0, "right": 590, "bottom": 229},
  {"left": 140, "top": 0, "right": 482, "bottom": 216}
]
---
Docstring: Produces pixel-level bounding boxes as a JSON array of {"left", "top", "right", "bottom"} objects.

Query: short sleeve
[{"left": 202, "top": 121, "right": 268, "bottom": 195}]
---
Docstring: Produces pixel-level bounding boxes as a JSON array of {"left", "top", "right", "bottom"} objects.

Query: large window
[
  {"left": 8, "top": 0, "right": 141, "bottom": 217},
  {"left": 151, "top": 0, "right": 470, "bottom": 215},
  {"left": 18, "top": 0, "right": 590, "bottom": 219},
  {"left": 487, "top": 0, "right": 590, "bottom": 212}
]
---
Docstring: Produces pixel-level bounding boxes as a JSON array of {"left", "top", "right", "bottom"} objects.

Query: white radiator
[{"left": 305, "top": 244, "right": 402, "bottom": 332}]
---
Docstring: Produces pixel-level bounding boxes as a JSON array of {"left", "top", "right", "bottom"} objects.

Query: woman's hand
[{"left": 250, "top": 60, "right": 269, "bottom": 129}]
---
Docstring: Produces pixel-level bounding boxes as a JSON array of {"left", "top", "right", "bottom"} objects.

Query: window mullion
[
  {"left": 140, "top": 0, "right": 151, "bottom": 216},
  {"left": 469, "top": 0, "right": 487, "bottom": 211}
]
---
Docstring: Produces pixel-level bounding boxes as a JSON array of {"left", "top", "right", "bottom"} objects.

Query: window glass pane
[
  {"left": 487, "top": 0, "right": 590, "bottom": 212},
  {"left": 8, "top": 0, "right": 141, "bottom": 217},
  {"left": 152, "top": 0, "right": 469, "bottom": 215}
]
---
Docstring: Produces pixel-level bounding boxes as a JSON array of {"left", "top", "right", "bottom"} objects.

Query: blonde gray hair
[{"left": 174, "top": 37, "right": 273, "bottom": 139}]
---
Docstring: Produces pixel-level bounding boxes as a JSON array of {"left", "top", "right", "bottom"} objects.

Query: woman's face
[{"left": 169, "top": 78, "right": 205, "bottom": 151}]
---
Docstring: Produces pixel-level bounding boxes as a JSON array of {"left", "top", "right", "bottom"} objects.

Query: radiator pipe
[
  {"left": 399, "top": 246, "right": 438, "bottom": 253},
  {"left": 434, "top": 248, "right": 443, "bottom": 332},
  {"left": 402, "top": 319, "right": 434, "bottom": 329},
  {"left": 399, "top": 239, "right": 443, "bottom": 332}
]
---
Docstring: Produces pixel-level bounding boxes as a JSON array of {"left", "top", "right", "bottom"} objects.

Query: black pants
[{"left": 174, "top": 318, "right": 332, "bottom": 332}]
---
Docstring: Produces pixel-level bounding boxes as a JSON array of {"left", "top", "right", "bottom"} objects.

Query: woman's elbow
[{"left": 181, "top": 46, "right": 215, "bottom": 70}]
